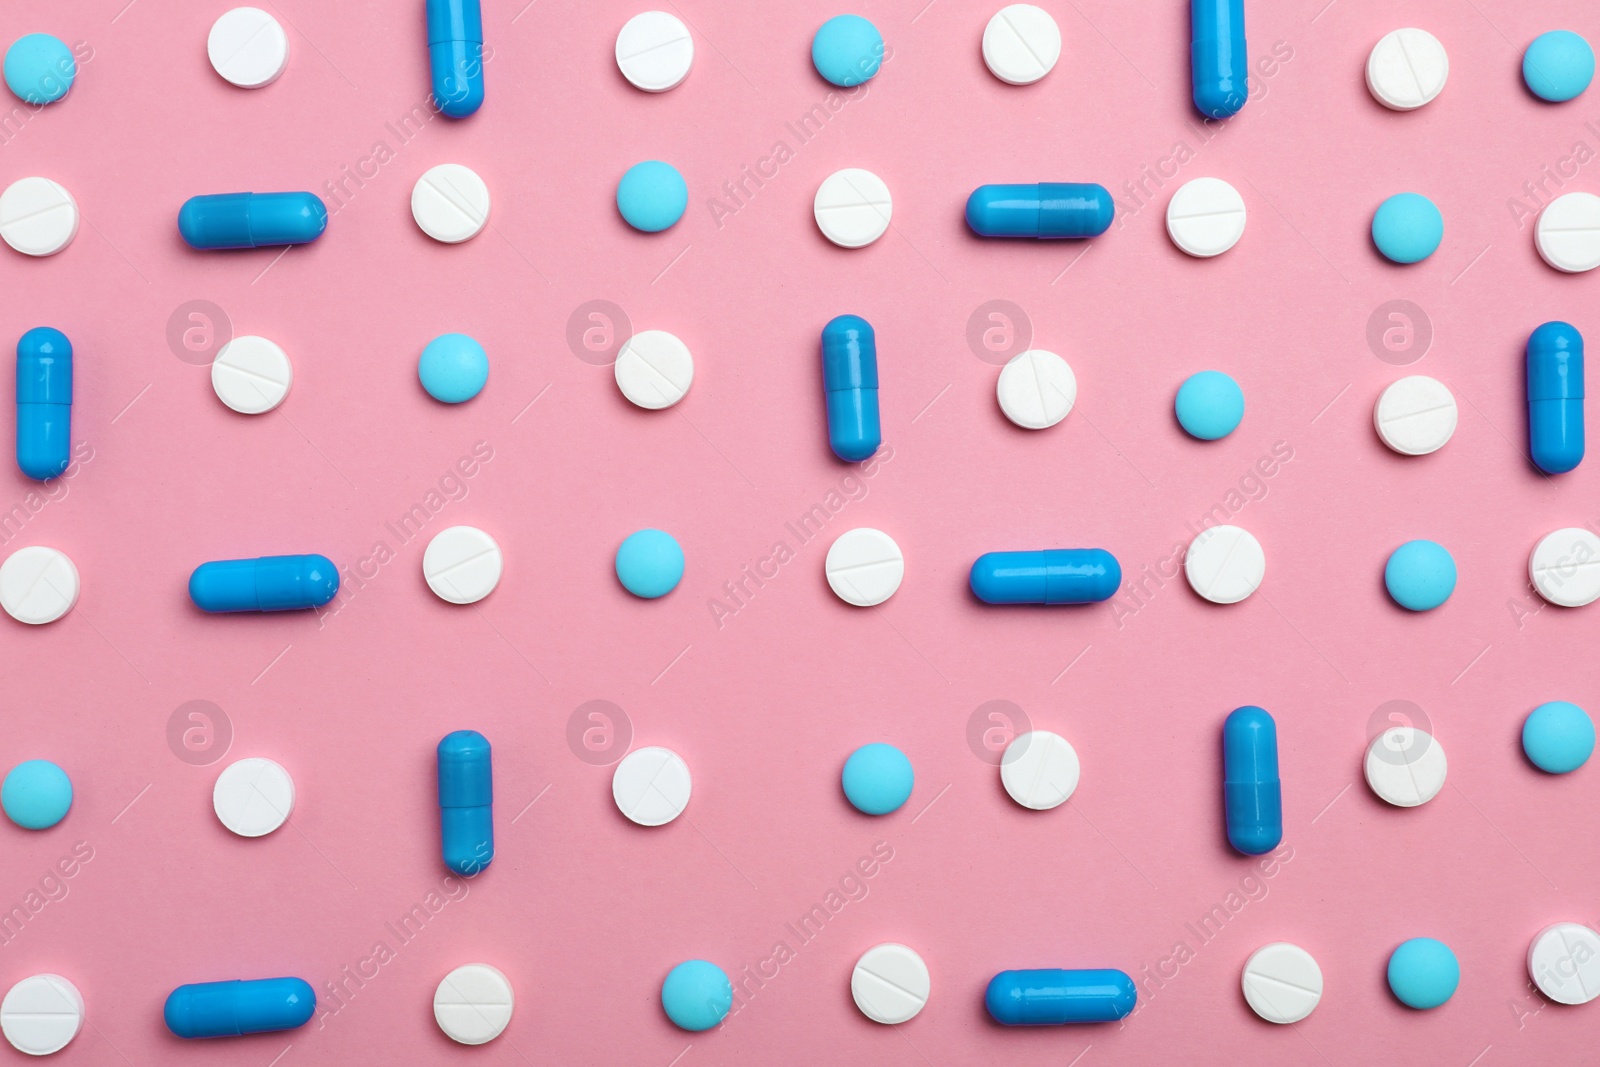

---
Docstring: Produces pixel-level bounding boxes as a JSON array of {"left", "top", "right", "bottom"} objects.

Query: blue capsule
[
  {"left": 15, "top": 327, "right": 71, "bottom": 481},
  {"left": 822, "top": 315, "right": 880, "bottom": 462},
  {"left": 1223, "top": 705, "right": 1281, "bottom": 855},
  {"left": 439, "top": 730, "right": 493, "bottom": 876},
  {"left": 1527, "top": 321, "right": 1584, "bottom": 475},
  {"left": 427, "top": 0, "right": 484, "bottom": 117},
  {"left": 1192, "top": 0, "right": 1247, "bottom": 118},
  {"left": 966, "top": 184, "right": 1114, "bottom": 238},
  {"left": 985, "top": 969, "right": 1137, "bottom": 1025},
  {"left": 189, "top": 555, "right": 340, "bottom": 613},
  {"left": 178, "top": 192, "right": 328, "bottom": 250},
  {"left": 164, "top": 977, "right": 315, "bottom": 1039},
  {"left": 970, "top": 549, "right": 1121, "bottom": 605}
]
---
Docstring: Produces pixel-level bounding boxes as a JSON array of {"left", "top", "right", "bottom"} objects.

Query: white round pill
[
  {"left": 412, "top": 164, "right": 491, "bottom": 244},
  {"left": 1373, "top": 375, "right": 1457, "bottom": 456},
  {"left": 211, "top": 335, "right": 292, "bottom": 414},
  {"left": 851, "top": 943, "right": 930, "bottom": 1024},
  {"left": 208, "top": 8, "right": 289, "bottom": 88},
  {"left": 1528, "top": 923, "right": 1600, "bottom": 1005},
  {"left": 1364, "top": 728, "right": 1447, "bottom": 807},
  {"left": 0, "top": 547, "right": 79, "bottom": 626},
  {"left": 615, "top": 11, "right": 693, "bottom": 92},
  {"left": 614, "top": 329, "right": 693, "bottom": 409},
  {"left": 1, "top": 974, "right": 83, "bottom": 1056},
  {"left": 814, "top": 168, "right": 892, "bottom": 249},
  {"left": 1184, "top": 525, "right": 1265, "bottom": 605},
  {"left": 825, "top": 528, "right": 904, "bottom": 607},
  {"left": 212, "top": 757, "right": 295, "bottom": 837},
  {"left": 612, "top": 746, "right": 691, "bottom": 826},
  {"left": 1529, "top": 528, "right": 1600, "bottom": 607},
  {"left": 1000, "top": 730, "right": 1079, "bottom": 811},
  {"left": 1241, "top": 943, "right": 1322, "bottom": 1024},
  {"left": 996, "top": 349, "right": 1076, "bottom": 429},
  {"left": 434, "top": 963, "right": 514, "bottom": 1044},
  {"left": 0, "top": 178, "right": 78, "bottom": 257},
  {"left": 1165, "top": 177, "right": 1246, "bottom": 257},
  {"left": 1366, "top": 29, "right": 1448, "bottom": 110},
  {"left": 423, "top": 526, "right": 503, "bottom": 605},
  {"left": 1536, "top": 192, "right": 1600, "bottom": 274},
  {"left": 981, "top": 5, "right": 1061, "bottom": 86}
]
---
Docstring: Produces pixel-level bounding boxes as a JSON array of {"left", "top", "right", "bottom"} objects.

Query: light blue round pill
[
  {"left": 1174, "top": 371, "right": 1245, "bottom": 440},
  {"left": 1523, "top": 701, "right": 1595, "bottom": 774},
  {"left": 615, "top": 529, "right": 684, "bottom": 599},
  {"left": 1372, "top": 193, "right": 1443, "bottom": 264},
  {"left": 661, "top": 960, "right": 732, "bottom": 1031},
  {"left": 1524, "top": 31, "right": 1594, "bottom": 103},
  {"left": 812, "top": 15, "right": 883, "bottom": 87},
  {"left": 2, "top": 760, "right": 72, "bottom": 830},
  {"left": 4, "top": 34, "right": 75, "bottom": 106},
  {"left": 1384, "top": 540, "right": 1455, "bottom": 611},
  {"left": 418, "top": 333, "right": 488, "bottom": 403},
  {"left": 841, "top": 743, "right": 914, "bottom": 815},
  {"left": 1387, "top": 938, "right": 1459, "bottom": 1009},
  {"left": 617, "top": 161, "right": 688, "bottom": 233}
]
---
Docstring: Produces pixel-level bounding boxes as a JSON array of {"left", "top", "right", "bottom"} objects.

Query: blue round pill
[
  {"left": 1522, "top": 701, "right": 1595, "bottom": 774},
  {"left": 1387, "top": 938, "right": 1459, "bottom": 1009},
  {"left": 661, "top": 960, "right": 732, "bottom": 1031},
  {"left": 1372, "top": 193, "right": 1443, "bottom": 264},
  {"left": 1524, "top": 31, "right": 1594, "bottom": 103},
  {"left": 841, "top": 743, "right": 914, "bottom": 815},
  {"left": 616, "top": 161, "right": 687, "bottom": 233},
  {"left": 1384, "top": 540, "right": 1456, "bottom": 611},
  {"left": 615, "top": 529, "right": 684, "bottom": 599},
  {"left": 4, "top": 34, "right": 75, "bottom": 106},
  {"left": 418, "top": 333, "right": 489, "bottom": 403},
  {"left": 1174, "top": 371, "right": 1245, "bottom": 440},
  {"left": 812, "top": 15, "right": 883, "bottom": 87},
  {"left": 2, "top": 760, "right": 72, "bottom": 830}
]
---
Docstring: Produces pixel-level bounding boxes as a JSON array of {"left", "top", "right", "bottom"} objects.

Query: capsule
[
  {"left": 970, "top": 549, "right": 1121, "bottom": 605},
  {"left": 1527, "top": 321, "right": 1584, "bottom": 475},
  {"left": 822, "top": 314, "right": 881, "bottom": 462},
  {"left": 1192, "top": 0, "right": 1248, "bottom": 119},
  {"left": 1223, "top": 705, "right": 1281, "bottom": 855},
  {"left": 965, "top": 183, "right": 1114, "bottom": 239},
  {"left": 439, "top": 729, "right": 493, "bottom": 876},
  {"left": 178, "top": 192, "right": 328, "bottom": 250},
  {"left": 163, "top": 977, "right": 315, "bottom": 1039},
  {"left": 188, "top": 555, "right": 340, "bottom": 613},
  {"left": 427, "top": 0, "right": 485, "bottom": 118},
  {"left": 985, "top": 969, "right": 1137, "bottom": 1025},
  {"left": 15, "top": 327, "right": 71, "bottom": 481}
]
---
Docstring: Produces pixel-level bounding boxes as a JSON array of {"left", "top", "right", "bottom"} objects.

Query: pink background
[{"left": 3, "top": 0, "right": 1599, "bottom": 1062}]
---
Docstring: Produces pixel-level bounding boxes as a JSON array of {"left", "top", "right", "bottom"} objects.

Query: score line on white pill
[
  {"left": 208, "top": 7, "right": 290, "bottom": 88},
  {"left": 1166, "top": 177, "right": 1246, "bottom": 257},
  {"left": 1374, "top": 375, "right": 1456, "bottom": 455},
  {"left": 1536, "top": 192, "right": 1600, "bottom": 274},
  {"left": 1366, "top": 28, "right": 1448, "bottom": 110},
  {"left": 0, "top": 177, "right": 78, "bottom": 257},
  {"left": 1, "top": 974, "right": 83, "bottom": 1056},
  {"left": 825, "top": 528, "right": 903, "bottom": 606},
  {"left": 615, "top": 329, "right": 694, "bottom": 409},
  {"left": 212, "top": 335, "right": 292, "bottom": 414},
  {"left": 1000, "top": 730, "right": 1079, "bottom": 810},
  {"left": 814, "top": 168, "right": 892, "bottom": 249},
  {"left": 982, "top": 5, "right": 1061, "bottom": 85},
  {"left": 1241, "top": 943, "right": 1322, "bottom": 1024},
  {"left": 213, "top": 757, "right": 295, "bottom": 837},
  {"left": 434, "top": 963, "right": 514, "bottom": 1044},
  {"left": 996, "top": 349, "right": 1076, "bottom": 429},
  {"left": 613, "top": 746, "right": 692, "bottom": 826},
  {"left": 615, "top": 11, "right": 693, "bottom": 92},
  {"left": 1185, "top": 525, "right": 1264, "bottom": 604},
  {"left": 424, "top": 526, "right": 503, "bottom": 605},
  {"left": 0, "top": 546, "right": 79, "bottom": 625},
  {"left": 412, "top": 164, "right": 491, "bottom": 244},
  {"left": 851, "top": 943, "right": 930, "bottom": 1024}
]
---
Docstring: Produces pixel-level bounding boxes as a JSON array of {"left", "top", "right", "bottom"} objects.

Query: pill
[
  {"left": 179, "top": 192, "right": 327, "bottom": 250},
  {"left": 1, "top": 974, "right": 82, "bottom": 1055},
  {"left": 970, "top": 549, "right": 1120, "bottom": 605},
  {"left": 1191, "top": 0, "right": 1247, "bottom": 118},
  {"left": 814, "top": 168, "right": 892, "bottom": 249},
  {"left": 996, "top": 349, "right": 1076, "bottom": 429},
  {"left": 825, "top": 527, "right": 903, "bottom": 607},
  {"left": 1364, "top": 727, "right": 1447, "bottom": 807},
  {"left": 418, "top": 332, "right": 489, "bottom": 403},
  {"left": 163, "top": 977, "right": 315, "bottom": 1038},
  {"left": 189, "top": 555, "right": 339, "bottom": 613},
  {"left": 438, "top": 730, "right": 492, "bottom": 875},
  {"left": 615, "top": 329, "right": 693, "bottom": 409},
  {"left": 615, "top": 11, "right": 693, "bottom": 92},
  {"left": 211, "top": 335, "right": 292, "bottom": 414},
  {"left": 811, "top": 14, "right": 883, "bottom": 87},
  {"left": 966, "top": 183, "right": 1114, "bottom": 238},
  {"left": 1366, "top": 29, "right": 1448, "bottom": 110},
  {"left": 1166, "top": 177, "right": 1246, "bottom": 257},
  {"left": 1386, "top": 938, "right": 1458, "bottom": 1009},
  {"left": 841, "top": 743, "right": 913, "bottom": 815},
  {"left": 617, "top": 160, "right": 687, "bottom": 233},
  {"left": 1223, "top": 706, "right": 1281, "bottom": 855},
  {"left": 821, "top": 314, "right": 880, "bottom": 461},
  {"left": 615, "top": 528, "right": 685, "bottom": 598},
  {"left": 1241, "top": 943, "right": 1321, "bottom": 1024},
  {"left": 1384, "top": 540, "right": 1456, "bottom": 611},
  {"left": 1, "top": 760, "right": 72, "bottom": 829},
  {"left": 613, "top": 746, "right": 691, "bottom": 826},
  {"left": 1522, "top": 701, "right": 1594, "bottom": 774},
  {"left": 1536, "top": 191, "right": 1600, "bottom": 273},
  {"left": 3, "top": 35, "right": 74, "bottom": 106},
  {"left": 1528, "top": 923, "right": 1600, "bottom": 1004},
  {"left": 427, "top": 0, "right": 484, "bottom": 117},
  {"left": 1527, "top": 321, "right": 1584, "bottom": 474},
  {"left": 985, "top": 969, "right": 1137, "bottom": 1024},
  {"left": 1523, "top": 30, "right": 1594, "bottom": 103},
  {"left": 0, "top": 178, "right": 78, "bottom": 257},
  {"left": 661, "top": 961, "right": 731, "bottom": 1031},
  {"left": 424, "top": 526, "right": 502, "bottom": 605},
  {"left": 851, "top": 944, "right": 929, "bottom": 1024},
  {"left": 411, "top": 164, "right": 490, "bottom": 244},
  {"left": 213, "top": 757, "right": 295, "bottom": 837},
  {"left": 1372, "top": 192, "right": 1442, "bottom": 264},
  {"left": 1529, "top": 528, "right": 1600, "bottom": 607},
  {"left": 982, "top": 5, "right": 1061, "bottom": 85},
  {"left": 1374, "top": 375, "right": 1456, "bottom": 455},
  {"left": 1175, "top": 370, "right": 1244, "bottom": 440},
  {"left": 1000, "top": 730, "right": 1080, "bottom": 810},
  {"left": 434, "top": 964, "right": 513, "bottom": 1044},
  {"left": 208, "top": 8, "right": 289, "bottom": 88},
  {"left": 15, "top": 326, "right": 72, "bottom": 480},
  {"left": 1185, "top": 525, "right": 1263, "bottom": 604},
  {"left": 0, "top": 546, "right": 78, "bottom": 625}
]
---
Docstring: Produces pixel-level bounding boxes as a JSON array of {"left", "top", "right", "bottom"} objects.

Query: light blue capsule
[
  {"left": 986, "top": 969, "right": 1137, "bottom": 1024},
  {"left": 15, "top": 326, "right": 71, "bottom": 481},
  {"left": 1223, "top": 705, "right": 1281, "bottom": 855},
  {"left": 179, "top": 192, "right": 328, "bottom": 250},
  {"left": 970, "top": 549, "right": 1120, "bottom": 605},
  {"left": 427, "top": 0, "right": 484, "bottom": 117},
  {"left": 189, "top": 555, "right": 339, "bottom": 613},
  {"left": 438, "top": 730, "right": 493, "bottom": 876},
  {"left": 1191, "top": 0, "right": 1247, "bottom": 118},
  {"left": 164, "top": 977, "right": 315, "bottom": 1038}
]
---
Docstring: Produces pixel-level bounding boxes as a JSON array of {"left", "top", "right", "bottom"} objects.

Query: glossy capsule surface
[
  {"left": 985, "top": 969, "right": 1137, "bottom": 1025},
  {"left": 427, "top": 0, "right": 485, "bottom": 117},
  {"left": 15, "top": 327, "right": 71, "bottom": 480},
  {"left": 178, "top": 192, "right": 328, "bottom": 250},
  {"left": 822, "top": 314, "right": 881, "bottom": 462},
  {"left": 1223, "top": 705, "right": 1281, "bottom": 855},
  {"left": 1192, "top": 0, "right": 1247, "bottom": 118},
  {"left": 970, "top": 549, "right": 1121, "bottom": 605},
  {"left": 188, "top": 555, "right": 340, "bottom": 613},
  {"left": 966, "top": 183, "right": 1114, "bottom": 238},
  {"left": 439, "top": 729, "right": 493, "bottom": 876},
  {"left": 164, "top": 977, "right": 315, "bottom": 1039},
  {"left": 1527, "top": 321, "right": 1584, "bottom": 475}
]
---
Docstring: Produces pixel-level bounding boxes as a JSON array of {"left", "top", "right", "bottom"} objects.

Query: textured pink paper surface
[{"left": 2, "top": 0, "right": 1599, "bottom": 1062}]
